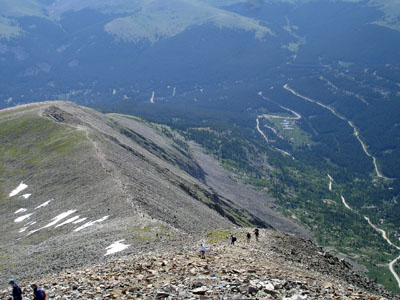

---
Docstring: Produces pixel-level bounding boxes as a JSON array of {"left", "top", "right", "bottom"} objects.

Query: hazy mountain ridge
[
  {"left": 2, "top": 0, "right": 399, "bottom": 111},
  {"left": 1, "top": 0, "right": 399, "bottom": 42},
  {"left": 0, "top": 0, "right": 274, "bottom": 42}
]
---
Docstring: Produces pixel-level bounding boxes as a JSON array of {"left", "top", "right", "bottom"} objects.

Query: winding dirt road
[
  {"left": 284, "top": 84, "right": 388, "bottom": 180},
  {"left": 338, "top": 186, "right": 400, "bottom": 287},
  {"left": 364, "top": 216, "right": 400, "bottom": 288},
  {"left": 256, "top": 93, "right": 303, "bottom": 158},
  {"left": 256, "top": 117, "right": 293, "bottom": 157},
  {"left": 282, "top": 85, "right": 398, "bottom": 285}
]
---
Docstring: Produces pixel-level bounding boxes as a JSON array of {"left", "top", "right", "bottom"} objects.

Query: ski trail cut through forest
[{"left": 283, "top": 84, "right": 389, "bottom": 180}]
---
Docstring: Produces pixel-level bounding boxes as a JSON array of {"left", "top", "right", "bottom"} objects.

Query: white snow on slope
[
  {"left": 74, "top": 216, "right": 109, "bottom": 232},
  {"left": 9, "top": 182, "right": 28, "bottom": 197},
  {"left": 41, "top": 210, "right": 77, "bottom": 228},
  {"left": 19, "top": 221, "right": 36, "bottom": 233},
  {"left": 22, "top": 194, "right": 31, "bottom": 199},
  {"left": 55, "top": 216, "right": 81, "bottom": 228},
  {"left": 35, "top": 200, "right": 52, "bottom": 209},
  {"left": 15, "top": 213, "right": 33, "bottom": 223},
  {"left": 28, "top": 210, "right": 77, "bottom": 235},
  {"left": 73, "top": 217, "right": 87, "bottom": 224},
  {"left": 105, "top": 240, "right": 130, "bottom": 256},
  {"left": 15, "top": 208, "right": 27, "bottom": 214}
]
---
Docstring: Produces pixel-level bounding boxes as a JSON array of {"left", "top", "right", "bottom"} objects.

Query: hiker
[
  {"left": 8, "top": 280, "right": 22, "bottom": 300},
  {"left": 31, "top": 284, "right": 45, "bottom": 300},
  {"left": 200, "top": 244, "right": 206, "bottom": 259},
  {"left": 230, "top": 234, "right": 237, "bottom": 245},
  {"left": 246, "top": 232, "right": 251, "bottom": 243},
  {"left": 254, "top": 228, "right": 259, "bottom": 242}
]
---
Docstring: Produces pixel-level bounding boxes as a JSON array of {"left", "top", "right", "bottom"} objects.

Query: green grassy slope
[{"left": 0, "top": 111, "right": 87, "bottom": 202}]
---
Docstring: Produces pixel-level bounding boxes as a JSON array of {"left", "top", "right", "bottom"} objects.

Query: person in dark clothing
[
  {"left": 230, "top": 234, "right": 237, "bottom": 245},
  {"left": 246, "top": 232, "right": 251, "bottom": 243},
  {"left": 254, "top": 228, "right": 259, "bottom": 241},
  {"left": 31, "top": 284, "right": 45, "bottom": 300},
  {"left": 8, "top": 280, "right": 22, "bottom": 300}
]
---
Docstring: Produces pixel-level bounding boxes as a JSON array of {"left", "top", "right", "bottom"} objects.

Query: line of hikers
[
  {"left": 231, "top": 228, "right": 259, "bottom": 245},
  {"left": 8, "top": 280, "right": 46, "bottom": 300},
  {"left": 11, "top": 229, "right": 262, "bottom": 298},
  {"left": 200, "top": 228, "right": 260, "bottom": 258}
]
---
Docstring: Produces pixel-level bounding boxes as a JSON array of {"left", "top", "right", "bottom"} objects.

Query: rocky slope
[
  {"left": 0, "top": 229, "right": 397, "bottom": 299},
  {"left": 0, "top": 101, "right": 305, "bottom": 286}
]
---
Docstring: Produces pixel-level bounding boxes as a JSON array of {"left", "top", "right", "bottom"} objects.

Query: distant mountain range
[{"left": 1, "top": 0, "right": 400, "bottom": 108}]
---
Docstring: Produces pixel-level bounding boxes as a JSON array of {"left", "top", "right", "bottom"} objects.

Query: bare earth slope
[
  {"left": 108, "top": 115, "right": 309, "bottom": 238},
  {"left": 0, "top": 101, "right": 266, "bottom": 284},
  {"left": 189, "top": 142, "right": 311, "bottom": 239}
]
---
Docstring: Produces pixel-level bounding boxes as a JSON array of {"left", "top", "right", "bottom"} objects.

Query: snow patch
[
  {"left": 28, "top": 210, "right": 77, "bottom": 235},
  {"left": 74, "top": 216, "right": 109, "bottom": 232},
  {"left": 42, "top": 210, "right": 77, "bottom": 228},
  {"left": 19, "top": 222, "right": 36, "bottom": 233},
  {"left": 55, "top": 216, "right": 81, "bottom": 228},
  {"left": 14, "top": 208, "right": 27, "bottom": 214},
  {"left": 73, "top": 218, "right": 87, "bottom": 224},
  {"left": 35, "top": 200, "right": 52, "bottom": 209},
  {"left": 22, "top": 194, "right": 31, "bottom": 199},
  {"left": 9, "top": 182, "right": 28, "bottom": 197},
  {"left": 14, "top": 213, "right": 33, "bottom": 223},
  {"left": 105, "top": 240, "right": 130, "bottom": 256}
]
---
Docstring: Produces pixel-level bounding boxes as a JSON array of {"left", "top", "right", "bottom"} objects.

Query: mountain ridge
[{"left": 0, "top": 101, "right": 307, "bottom": 285}]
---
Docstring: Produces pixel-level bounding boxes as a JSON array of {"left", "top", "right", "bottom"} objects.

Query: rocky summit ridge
[{"left": 0, "top": 229, "right": 396, "bottom": 300}]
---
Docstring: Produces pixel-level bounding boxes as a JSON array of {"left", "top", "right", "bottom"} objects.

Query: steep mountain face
[{"left": 0, "top": 101, "right": 308, "bottom": 285}]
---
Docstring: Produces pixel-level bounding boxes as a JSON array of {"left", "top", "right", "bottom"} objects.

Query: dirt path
[
  {"left": 328, "top": 174, "right": 333, "bottom": 191},
  {"left": 256, "top": 117, "right": 270, "bottom": 142},
  {"left": 341, "top": 195, "right": 353, "bottom": 212}
]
